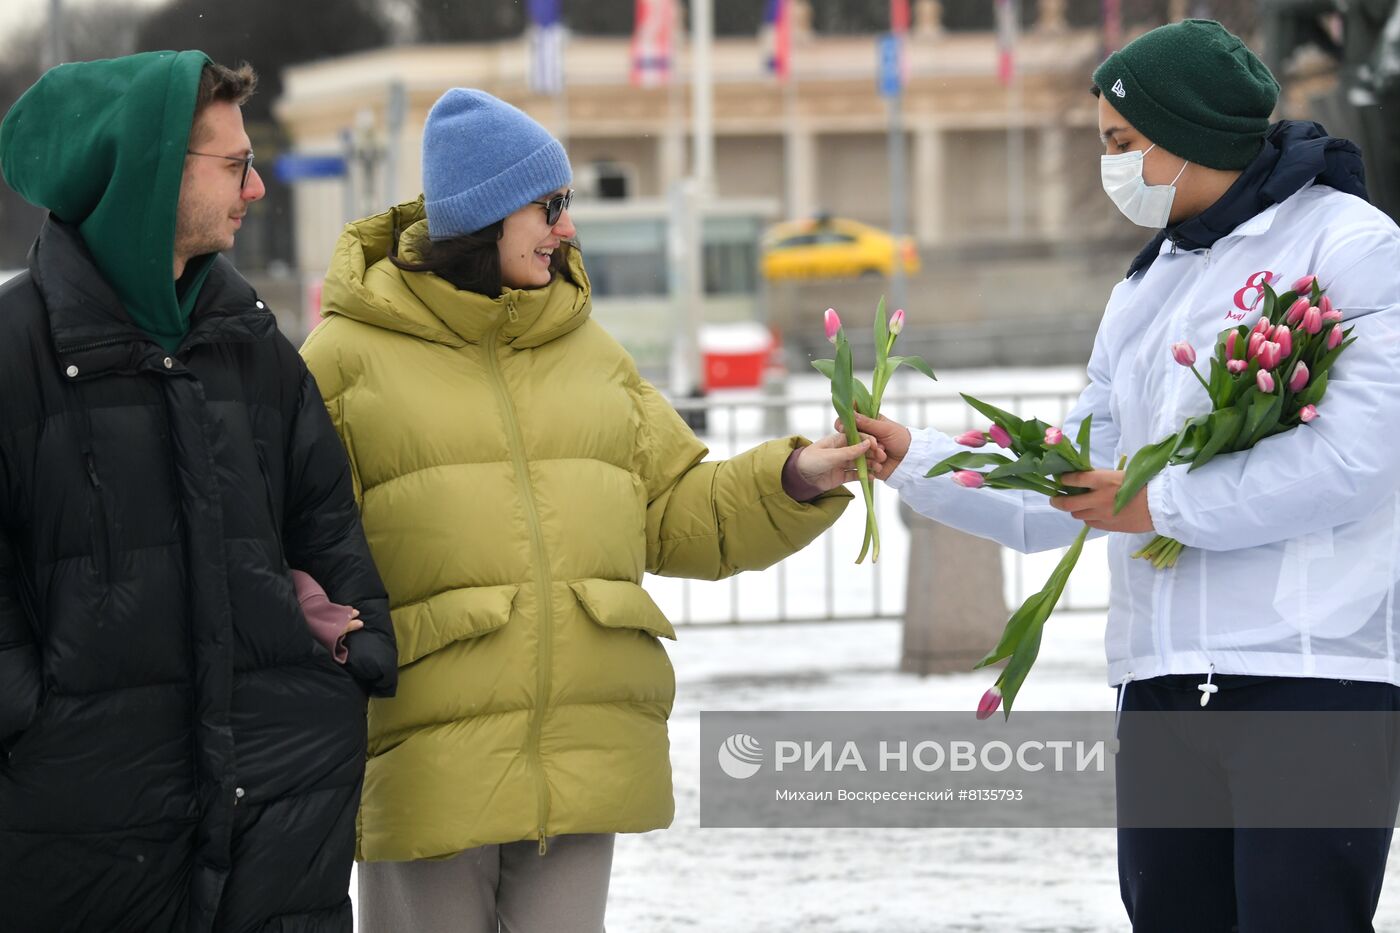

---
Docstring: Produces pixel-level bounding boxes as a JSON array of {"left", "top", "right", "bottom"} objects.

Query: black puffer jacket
[{"left": 0, "top": 218, "right": 396, "bottom": 932}]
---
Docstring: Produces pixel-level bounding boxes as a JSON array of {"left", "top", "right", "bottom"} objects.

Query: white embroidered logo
[{"left": 1112, "top": 78, "right": 1127, "bottom": 98}]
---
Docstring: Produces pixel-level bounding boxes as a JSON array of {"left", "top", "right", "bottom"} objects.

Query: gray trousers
[{"left": 357, "top": 833, "right": 614, "bottom": 933}]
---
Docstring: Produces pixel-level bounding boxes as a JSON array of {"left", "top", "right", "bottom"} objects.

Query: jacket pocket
[
  {"left": 83, "top": 451, "right": 112, "bottom": 587},
  {"left": 392, "top": 584, "right": 520, "bottom": 666},
  {"left": 569, "top": 579, "right": 677, "bottom": 641}
]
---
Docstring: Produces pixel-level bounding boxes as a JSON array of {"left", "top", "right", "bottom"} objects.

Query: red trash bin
[{"left": 700, "top": 323, "right": 774, "bottom": 391}]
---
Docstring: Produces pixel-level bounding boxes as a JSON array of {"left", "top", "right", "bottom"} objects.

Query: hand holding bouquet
[{"left": 930, "top": 273, "right": 1353, "bottom": 716}]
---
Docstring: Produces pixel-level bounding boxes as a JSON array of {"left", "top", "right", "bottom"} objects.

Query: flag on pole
[
  {"left": 528, "top": 0, "right": 566, "bottom": 95},
  {"left": 631, "top": 0, "right": 674, "bottom": 88},
  {"left": 891, "top": 0, "right": 910, "bottom": 35},
  {"left": 995, "top": 0, "right": 1017, "bottom": 86},
  {"left": 762, "top": 0, "right": 792, "bottom": 80},
  {"left": 890, "top": 0, "right": 910, "bottom": 85},
  {"left": 1102, "top": 0, "right": 1122, "bottom": 54}
]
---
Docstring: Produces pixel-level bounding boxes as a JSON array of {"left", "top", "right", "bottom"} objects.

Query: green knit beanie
[{"left": 1092, "top": 20, "right": 1279, "bottom": 170}]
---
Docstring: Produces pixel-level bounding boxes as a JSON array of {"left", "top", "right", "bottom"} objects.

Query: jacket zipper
[
  {"left": 482, "top": 310, "right": 553, "bottom": 855},
  {"left": 84, "top": 451, "right": 112, "bottom": 586},
  {"left": 62, "top": 336, "right": 130, "bottom": 355}
]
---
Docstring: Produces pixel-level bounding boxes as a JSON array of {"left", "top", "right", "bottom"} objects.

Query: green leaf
[
  {"left": 1017, "top": 419, "right": 1052, "bottom": 452},
  {"left": 960, "top": 394, "right": 1025, "bottom": 435},
  {"left": 1187, "top": 407, "right": 1243, "bottom": 473},
  {"left": 811, "top": 358, "right": 835, "bottom": 380},
  {"left": 1037, "top": 451, "right": 1077, "bottom": 476},
  {"left": 975, "top": 590, "right": 1050, "bottom": 669},
  {"left": 853, "top": 378, "right": 874, "bottom": 417},
  {"left": 1297, "top": 372, "right": 1328, "bottom": 407},
  {"left": 1240, "top": 387, "right": 1281, "bottom": 447},
  {"left": 926, "top": 451, "right": 1014, "bottom": 478},
  {"left": 994, "top": 525, "right": 1091, "bottom": 716},
  {"left": 886, "top": 355, "right": 938, "bottom": 381},
  {"left": 1115, "top": 434, "right": 1179, "bottom": 514},
  {"left": 1309, "top": 329, "right": 1357, "bottom": 383},
  {"left": 985, "top": 453, "right": 1044, "bottom": 480},
  {"left": 997, "top": 623, "right": 1047, "bottom": 718},
  {"left": 986, "top": 475, "right": 1063, "bottom": 496},
  {"left": 1076, "top": 413, "right": 1093, "bottom": 466},
  {"left": 1244, "top": 390, "right": 1285, "bottom": 447},
  {"left": 831, "top": 336, "right": 854, "bottom": 412},
  {"left": 1261, "top": 282, "right": 1278, "bottom": 322}
]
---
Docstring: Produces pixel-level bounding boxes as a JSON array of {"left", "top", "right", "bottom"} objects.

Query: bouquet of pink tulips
[
  {"left": 927, "top": 399, "right": 1104, "bottom": 718},
  {"left": 1115, "top": 273, "right": 1354, "bottom": 568},
  {"left": 813, "top": 300, "right": 937, "bottom": 563}
]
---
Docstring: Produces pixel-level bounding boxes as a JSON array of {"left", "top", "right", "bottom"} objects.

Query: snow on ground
[{"left": 603, "top": 617, "right": 1400, "bottom": 933}]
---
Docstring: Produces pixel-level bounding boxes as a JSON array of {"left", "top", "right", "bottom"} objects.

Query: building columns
[
  {"left": 914, "top": 125, "right": 945, "bottom": 245},
  {"left": 1039, "top": 124, "right": 1069, "bottom": 238}
]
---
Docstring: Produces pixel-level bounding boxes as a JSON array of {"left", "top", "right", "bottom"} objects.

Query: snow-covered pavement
[{"left": 603, "top": 616, "right": 1400, "bottom": 932}]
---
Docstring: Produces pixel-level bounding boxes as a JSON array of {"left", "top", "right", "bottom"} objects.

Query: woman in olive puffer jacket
[{"left": 302, "top": 89, "right": 876, "bottom": 933}]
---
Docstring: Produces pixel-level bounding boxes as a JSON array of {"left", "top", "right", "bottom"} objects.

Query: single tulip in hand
[{"left": 812, "top": 300, "right": 937, "bottom": 562}]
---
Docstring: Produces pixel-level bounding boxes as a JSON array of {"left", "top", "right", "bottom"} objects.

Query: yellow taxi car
[{"left": 761, "top": 216, "right": 921, "bottom": 281}]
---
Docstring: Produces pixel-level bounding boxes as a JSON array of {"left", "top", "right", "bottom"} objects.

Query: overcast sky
[{"left": 0, "top": 0, "right": 169, "bottom": 47}]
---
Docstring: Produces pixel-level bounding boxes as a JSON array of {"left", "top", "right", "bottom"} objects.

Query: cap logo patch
[{"left": 1111, "top": 78, "right": 1126, "bottom": 98}]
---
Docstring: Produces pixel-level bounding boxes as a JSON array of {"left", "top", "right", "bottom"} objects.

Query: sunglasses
[
  {"left": 186, "top": 149, "right": 256, "bottom": 191},
  {"left": 530, "top": 188, "right": 574, "bottom": 226}
]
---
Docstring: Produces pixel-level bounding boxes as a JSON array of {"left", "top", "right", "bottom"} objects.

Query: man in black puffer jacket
[{"left": 0, "top": 52, "right": 396, "bottom": 932}]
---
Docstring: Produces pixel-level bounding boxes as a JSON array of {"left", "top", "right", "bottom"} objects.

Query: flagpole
[
  {"left": 679, "top": 0, "right": 713, "bottom": 417},
  {"left": 1005, "top": 0, "right": 1025, "bottom": 238}
]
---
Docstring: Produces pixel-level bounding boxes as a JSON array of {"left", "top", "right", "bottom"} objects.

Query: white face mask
[{"left": 1100, "top": 144, "right": 1189, "bottom": 229}]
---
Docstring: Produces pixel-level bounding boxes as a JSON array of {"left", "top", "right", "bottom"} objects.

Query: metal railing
[{"left": 647, "top": 378, "right": 1113, "bottom": 626}]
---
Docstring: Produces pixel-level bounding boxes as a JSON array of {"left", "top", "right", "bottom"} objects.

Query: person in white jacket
[{"left": 856, "top": 20, "right": 1400, "bottom": 933}]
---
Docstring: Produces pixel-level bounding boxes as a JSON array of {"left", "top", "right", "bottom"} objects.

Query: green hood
[{"left": 1, "top": 50, "right": 214, "bottom": 351}]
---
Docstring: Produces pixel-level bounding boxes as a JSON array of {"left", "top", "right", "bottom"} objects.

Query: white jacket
[{"left": 890, "top": 183, "right": 1400, "bottom": 687}]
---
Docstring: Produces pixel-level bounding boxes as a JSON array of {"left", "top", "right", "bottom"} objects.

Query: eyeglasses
[
  {"left": 530, "top": 188, "right": 573, "bottom": 226},
  {"left": 186, "top": 149, "right": 256, "bottom": 191}
]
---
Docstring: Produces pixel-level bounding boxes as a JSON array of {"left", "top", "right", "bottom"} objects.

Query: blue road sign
[
  {"left": 877, "top": 34, "right": 903, "bottom": 99},
  {"left": 275, "top": 153, "right": 348, "bottom": 183}
]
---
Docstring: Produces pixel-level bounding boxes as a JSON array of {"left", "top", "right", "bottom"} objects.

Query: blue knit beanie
[{"left": 421, "top": 89, "right": 573, "bottom": 239}]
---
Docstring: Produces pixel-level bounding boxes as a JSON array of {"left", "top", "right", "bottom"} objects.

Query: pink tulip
[
  {"left": 1319, "top": 295, "right": 1333, "bottom": 315},
  {"left": 988, "top": 424, "right": 1013, "bottom": 448},
  {"left": 1322, "top": 309, "right": 1344, "bottom": 324},
  {"left": 952, "top": 470, "right": 986, "bottom": 489},
  {"left": 1225, "top": 330, "right": 1239, "bottom": 358},
  {"left": 1171, "top": 341, "right": 1196, "bottom": 366},
  {"left": 976, "top": 685, "right": 1003, "bottom": 720},
  {"left": 889, "top": 308, "right": 905, "bottom": 336},
  {"left": 1284, "top": 297, "right": 1310, "bottom": 326},
  {"left": 1289, "top": 361, "right": 1309, "bottom": 392},
  {"left": 1293, "top": 274, "right": 1318, "bottom": 295},
  {"left": 1247, "top": 332, "right": 1265, "bottom": 360},
  {"left": 1253, "top": 316, "right": 1273, "bottom": 336},
  {"left": 1259, "top": 341, "right": 1282, "bottom": 370},
  {"left": 955, "top": 430, "right": 987, "bottom": 448},
  {"left": 1045, "top": 427, "right": 1064, "bottom": 446},
  {"left": 1227, "top": 359, "right": 1248, "bottom": 375},
  {"left": 824, "top": 308, "right": 842, "bottom": 344},
  {"left": 1299, "top": 404, "right": 1318, "bottom": 423},
  {"left": 1257, "top": 370, "right": 1275, "bottom": 393},
  {"left": 1328, "top": 326, "right": 1344, "bottom": 350},
  {"left": 1275, "top": 326, "right": 1292, "bottom": 359},
  {"left": 1302, "top": 306, "right": 1323, "bottom": 336}
]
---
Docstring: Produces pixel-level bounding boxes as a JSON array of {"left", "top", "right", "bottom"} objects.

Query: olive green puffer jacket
[{"left": 302, "top": 198, "right": 849, "bottom": 862}]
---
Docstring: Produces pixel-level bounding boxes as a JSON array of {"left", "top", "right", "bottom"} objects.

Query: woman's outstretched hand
[{"left": 796, "top": 433, "right": 887, "bottom": 492}]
